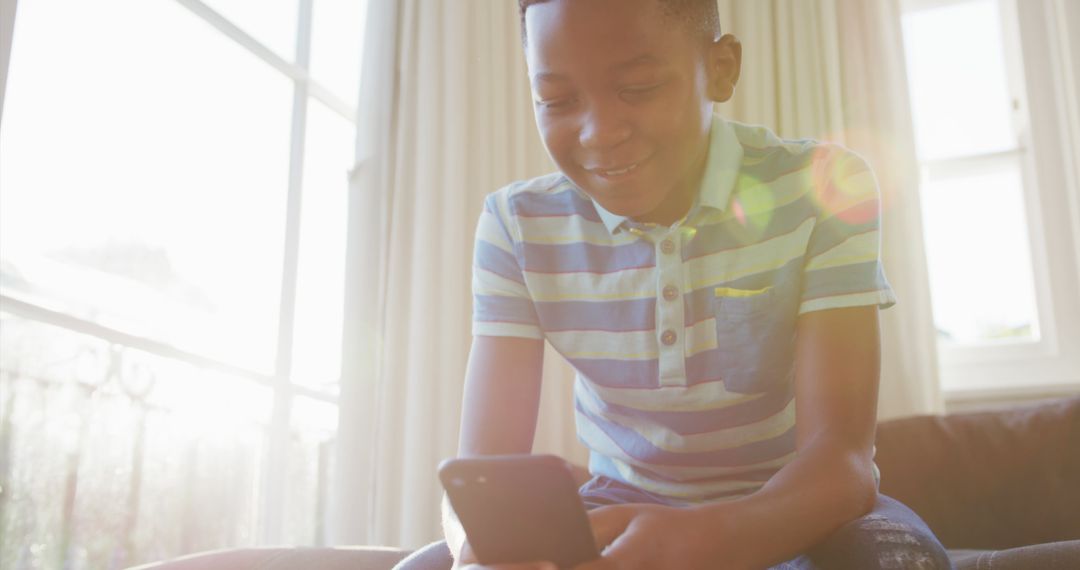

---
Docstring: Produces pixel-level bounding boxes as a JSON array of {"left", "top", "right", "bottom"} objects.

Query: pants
[{"left": 395, "top": 476, "right": 954, "bottom": 569}]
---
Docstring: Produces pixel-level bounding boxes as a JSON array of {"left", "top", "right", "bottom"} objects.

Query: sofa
[
  {"left": 872, "top": 395, "right": 1080, "bottom": 568},
  {"left": 131, "top": 396, "right": 1080, "bottom": 569}
]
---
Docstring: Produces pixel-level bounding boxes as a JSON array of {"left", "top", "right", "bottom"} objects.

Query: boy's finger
[
  {"left": 586, "top": 506, "right": 634, "bottom": 549},
  {"left": 572, "top": 558, "right": 618, "bottom": 570},
  {"left": 461, "top": 562, "right": 557, "bottom": 570}
]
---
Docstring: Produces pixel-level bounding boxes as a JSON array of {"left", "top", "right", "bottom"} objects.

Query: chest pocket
[{"left": 713, "top": 282, "right": 797, "bottom": 393}]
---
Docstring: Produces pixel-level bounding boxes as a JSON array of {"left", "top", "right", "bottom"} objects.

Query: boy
[{"left": 418, "top": 0, "right": 952, "bottom": 568}]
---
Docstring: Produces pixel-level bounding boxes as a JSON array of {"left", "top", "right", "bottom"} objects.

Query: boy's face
[{"left": 524, "top": 0, "right": 738, "bottom": 223}]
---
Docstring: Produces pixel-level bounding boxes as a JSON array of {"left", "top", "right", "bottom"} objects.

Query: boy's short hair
[{"left": 518, "top": 0, "right": 721, "bottom": 44}]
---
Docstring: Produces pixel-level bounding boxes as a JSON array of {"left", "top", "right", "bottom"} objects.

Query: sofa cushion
[
  {"left": 950, "top": 540, "right": 1080, "bottom": 570},
  {"left": 874, "top": 396, "right": 1080, "bottom": 550},
  {"left": 126, "top": 547, "right": 410, "bottom": 570}
]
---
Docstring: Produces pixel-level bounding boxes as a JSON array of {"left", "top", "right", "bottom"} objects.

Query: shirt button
[
  {"left": 660, "top": 329, "right": 677, "bottom": 346},
  {"left": 662, "top": 285, "right": 679, "bottom": 301},
  {"left": 660, "top": 239, "right": 675, "bottom": 255}
]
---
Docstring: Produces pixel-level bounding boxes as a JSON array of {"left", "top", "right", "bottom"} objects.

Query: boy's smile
[{"left": 523, "top": 0, "right": 741, "bottom": 226}]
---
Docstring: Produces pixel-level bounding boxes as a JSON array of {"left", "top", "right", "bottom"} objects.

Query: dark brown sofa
[
  {"left": 873, "top": 395, "right": 1080, "bottom": 568},
  {"left": 131, "top": 396, "right": 1080, "bottom": 569}
]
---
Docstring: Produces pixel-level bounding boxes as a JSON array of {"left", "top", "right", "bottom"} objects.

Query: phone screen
[{"left": 439, "top": 454, "right": 600, "bottom": 569}]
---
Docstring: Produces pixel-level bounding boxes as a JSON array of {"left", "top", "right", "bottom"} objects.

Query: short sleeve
[
  {"left": 472, "top": 191, "right": 544, "bottom": 339},
  {"left": 799, "top": 147, "right": 898, "bottom": 315}
]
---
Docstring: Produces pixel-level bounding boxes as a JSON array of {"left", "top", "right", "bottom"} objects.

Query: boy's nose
[{"left": 578, "top": 106, "right": 631, "bottom": 150}]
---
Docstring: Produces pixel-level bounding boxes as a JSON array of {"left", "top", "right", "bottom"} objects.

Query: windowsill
[{"left": 943, "top": 381, "right": 1080, "bottom": 413}]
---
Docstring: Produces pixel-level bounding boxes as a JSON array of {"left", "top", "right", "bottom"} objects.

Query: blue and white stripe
[{"left": 472, "top": 115, "right": 896, "bottom": 502}]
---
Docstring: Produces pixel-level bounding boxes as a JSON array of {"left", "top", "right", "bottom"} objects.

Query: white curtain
[
  {"left": 715, "top": 0, "right": 944, "bottom": 420},
  {"left": 332, "top": 0, "right": 583, "bottom": 549},
  {"left": 334, "top": 0, "right": 944, "bottom": 550},
  {"left": 0, "top": 0, "right": 17, "bottom": 125}
]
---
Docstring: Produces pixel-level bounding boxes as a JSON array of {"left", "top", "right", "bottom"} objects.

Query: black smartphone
[{"left": 439, "top": 454, "right": 600, "bottom": 569}]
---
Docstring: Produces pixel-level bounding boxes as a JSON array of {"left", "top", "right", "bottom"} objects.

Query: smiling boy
[{"left": 421, "top": 0, "right": 953, "bottom": 569}]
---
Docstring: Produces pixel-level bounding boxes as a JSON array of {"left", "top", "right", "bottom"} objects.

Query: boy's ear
[{"left": 706, "top": 34, "right": 742, "bottom": 103}]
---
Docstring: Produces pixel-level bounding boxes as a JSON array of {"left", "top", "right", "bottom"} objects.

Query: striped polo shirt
[{"left": 472, "top": 114, "right": 896, "bottom": 503}]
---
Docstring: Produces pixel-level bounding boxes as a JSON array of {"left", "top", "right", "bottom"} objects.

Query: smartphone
[{"left": 439, "top": 454, "right": 600, "bottom": 569}]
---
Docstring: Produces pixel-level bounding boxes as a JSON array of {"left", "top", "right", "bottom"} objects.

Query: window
[
  {"left": 900, "top": 0, "right": 1080, "bottom": 397},
  {"left": 0, "top": 0, "right": 367, "bottom": 566}
]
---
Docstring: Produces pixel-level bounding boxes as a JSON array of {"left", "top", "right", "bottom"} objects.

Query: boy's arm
[
  {"left": 709, "top": 304, "right": 882, "bottom": 566},
  {"left": 584, "top": 305, "right": 881, "bottom": 570},
  {"left": 443, "top": 335, "right": 546, "bottom": 563}
]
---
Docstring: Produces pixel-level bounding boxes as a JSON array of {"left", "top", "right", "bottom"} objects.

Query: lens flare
[
  {"left": 808, "top": 145, "right": 880, "bottom": 227},
  {"left": 728, "top": 173, "right": 776, "bottom": 244}
]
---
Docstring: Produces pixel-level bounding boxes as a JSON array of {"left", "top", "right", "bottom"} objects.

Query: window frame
[
  {"left": 0, "top": 0, "right": 361, "bottom": 551},
  {"left": 900, "top": 0, "right": 1080, "bottom": 401}
]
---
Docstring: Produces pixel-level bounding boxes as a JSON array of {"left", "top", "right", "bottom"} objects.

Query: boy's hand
[
  {"left": 455, "top": 504, "right": 731, "bottom": 570},
  {"left": 574, "top": 504, "right": 735, "bottom": 570},
  {"left": 453, "top": 539, "right": 556, "bottom": 570}
]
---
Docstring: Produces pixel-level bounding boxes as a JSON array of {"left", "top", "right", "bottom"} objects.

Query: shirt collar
[
  {"left": 593, "top": 114, "right": 744, "bottom": 234},
  {"left": 594, "top": 199, "right": 631, "bottom": 234}
]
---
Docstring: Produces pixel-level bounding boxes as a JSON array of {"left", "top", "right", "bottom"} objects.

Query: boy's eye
[
  {"left": 535, "top": 97, "right": 577, "bottom": 110},
  {"left": 620, "top": 83, "right": 663, "bottom": 100}
]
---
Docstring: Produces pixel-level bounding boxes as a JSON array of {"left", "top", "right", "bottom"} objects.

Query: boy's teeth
[{"left": 602, "top": 163, "right": 637, "bottom": 176}]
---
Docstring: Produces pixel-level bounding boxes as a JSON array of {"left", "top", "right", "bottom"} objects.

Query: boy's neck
[
  {"left": 632, "top": 149, "right": 709, "bottom": 226},
  {"left": 634, "top": 194, "right": 694, "bottom": 227}
]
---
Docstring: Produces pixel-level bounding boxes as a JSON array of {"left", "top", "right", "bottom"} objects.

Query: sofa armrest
[{"left": 874, "top": 396, "right": 1080, "bottom": 550}]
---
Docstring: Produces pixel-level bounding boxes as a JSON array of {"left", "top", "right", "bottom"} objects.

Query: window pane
[
  {"left": 902, "top": 0, "right": 1018, "bottom": 160},
  {"left": 0, "top": 0, "right": 294, "bottom": 373},
  {"left": 310, "top": 0, "right": 368, "bottom": 104},
  {"left": 919, "top": 156, "right": 1040, "bottom": 343},
  {"left": 0, "top": 313, "right": 270, "bottom": 568},
  {"left": 0, "top": 315, "right": 111, "bottom": 570},
  {"left": 290, "top": 99, "right": 352, "bottom": 393},
  {"left": 202, "top": 0, "right": 299, "bottom": 60},
  {"left": 282, "top": 397, "right": 338, "bottom": 545}
]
